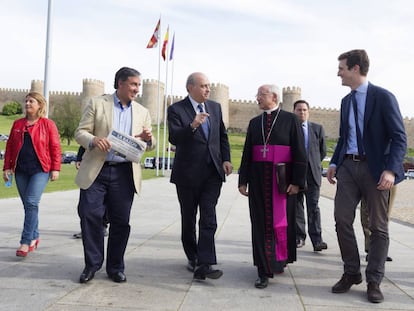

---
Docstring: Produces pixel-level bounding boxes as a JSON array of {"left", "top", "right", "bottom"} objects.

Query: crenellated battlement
[
  {"left": 50, "top": 90, "right": 81, "bottom": 96},
  {"left": 0, "top": 87, "right": 29, "bottom": 93},
  {"left": 283, "top": 86, "right": 301, "bottom": 93},
  {"left": 229, "top": 99, "right": 256, "bottom": 105},
  {"left": 311, "top": 106, "right": 340, "bottom": 113},
  {"left": 211, "top": 82, "right": 229, "bottom": 90}
]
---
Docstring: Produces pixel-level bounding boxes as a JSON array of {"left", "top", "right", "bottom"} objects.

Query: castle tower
[
  {"left": 81, "top": 79, "right": 105, "bottom": 109},
  {"left": 30, "top": 80, "right": 44, "bottom": 94},
  {"left": 140, "top": 79, "right": 165, "bottom": 124},
  {"left": 282, "top": 86, "right": 301, "bottom": 112},
  {"left": 209, "top": 83, "right": 229, "bottom": 127}
]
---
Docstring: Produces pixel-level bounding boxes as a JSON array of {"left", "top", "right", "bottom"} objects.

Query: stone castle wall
[{"left": 0, "top": 79, "right": 413, "bottom": 148}]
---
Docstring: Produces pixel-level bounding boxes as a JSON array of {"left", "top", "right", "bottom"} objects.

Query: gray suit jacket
[
  {"left": 75, "top": 94, "right": 155, "bottom": 193},
  {"left": 307, "top": 122, "right": 326, "bottom": 186}
]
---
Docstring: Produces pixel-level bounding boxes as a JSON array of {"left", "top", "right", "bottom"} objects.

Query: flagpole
[
  {"left": 155, "top": 17, "right": 162, "bottom": 176},
  {"left": 161, "top": 26, "right": 170, "bottom": 176},
  {"left": 43, "top": 0, "right": 53, "bottom": 118},
  {"left": 167, "top": 32, "right": 175, "bottom": 171}
]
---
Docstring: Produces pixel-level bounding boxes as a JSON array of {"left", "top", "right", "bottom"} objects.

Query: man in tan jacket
[{"left": 75, "top": 67, "right": 155, "bottom": 284}]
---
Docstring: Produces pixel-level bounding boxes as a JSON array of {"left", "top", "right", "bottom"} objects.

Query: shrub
[{"left": 2, "top": 101, "right": 22, "bottom": 116}]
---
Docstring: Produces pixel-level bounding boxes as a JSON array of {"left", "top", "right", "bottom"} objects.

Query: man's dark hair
[
  {"left": 338, "top": 49, "right": 370, "bottom": 76},
  {"left": 293, "top": 99, "right": 309, "bottom": 110},
  {"left": 114, "top": 67, "right": 141, "bottom": 89}
]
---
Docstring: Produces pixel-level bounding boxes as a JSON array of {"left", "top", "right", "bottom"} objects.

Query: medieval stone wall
[{"left": 0, "top": 79, "right": 413, "bottom": 148}]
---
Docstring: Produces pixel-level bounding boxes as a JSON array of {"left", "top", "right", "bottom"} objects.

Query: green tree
[
  {"left": 2, "top": 101, "right": 23, "bottom": 115},
  {"left": 52, "top": 97, "right": 81, "bottom": 146}
]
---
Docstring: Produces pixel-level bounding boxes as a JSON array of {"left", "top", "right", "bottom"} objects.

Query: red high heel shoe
[
  {"left": 29, "top": 239, "right": 40, "bottom": 252},
  {"left": 16, "top": 245, "right": 30, "bottom": 257}
]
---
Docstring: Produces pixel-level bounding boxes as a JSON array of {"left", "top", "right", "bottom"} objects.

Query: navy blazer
[
  {"left": 331, "top": 83, "right": 407, "bottom": 184},
  {"left": 307, "top": 122, "right": 326, "bottom": 186},
  {"left": 167, "top": 96, "right": 231, "bottom": 186}
]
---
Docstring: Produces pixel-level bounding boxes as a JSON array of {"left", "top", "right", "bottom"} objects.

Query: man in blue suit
[
  {"left": 167, "top": 72, "right": 232, "bottom": 280},
  {"left": 327, "top": 49, "right": 406, "bottom": 303}
]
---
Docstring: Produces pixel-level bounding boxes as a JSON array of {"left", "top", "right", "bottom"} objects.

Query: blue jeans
[{"left": 15, "top": 171, "right": 49, "bottom": 245}]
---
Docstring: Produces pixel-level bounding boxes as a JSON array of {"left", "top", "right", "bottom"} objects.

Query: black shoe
[
  {"left": 313, "top": 241, "right": 328, "bottom": 252},
  {"left": 73, "top": 232, "right": 82, "bottom": 239},
  {"left": 79, "top": 268, "right": 95, "bottom": 283},
  {"left": 332, "top": 273, "right": 362, "bottom": 293},
  {"left": 367, "top": 282, "right": 384, "bottom": 303},
  {"left": 254, "top": 276, "right": 268, "bottom": 289},
  {"left": 187, "top": 260, "right": 196, "bottom": 272},
  {"left": 296, "top": 239, "right": 305, "bottom": 248},
  {"left": 193, "top": 264, "right": 223, "bottom": 280},
  {"left": 108, "top": 271, "right": 127, "bottom": 283}
]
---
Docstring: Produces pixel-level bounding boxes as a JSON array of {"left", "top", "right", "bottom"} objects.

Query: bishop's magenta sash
[{"left": 252, "top": 145, "right": 291, "bottom": 261}]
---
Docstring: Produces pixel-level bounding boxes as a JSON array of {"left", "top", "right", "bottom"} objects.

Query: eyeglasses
[{"left": 255, "top": 92, "right": 270, "bottom": 98}]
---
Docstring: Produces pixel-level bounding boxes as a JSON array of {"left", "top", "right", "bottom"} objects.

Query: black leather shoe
[
  {"left": 108, "top": 271, "right": 127, "bottom": 283},
  {"left": 313, "top": 241, "right": 328, "bottom": 252},
  {"left": 193, "top": 264, "right": 223, "bottom": 280},
  {"left": 254, "top": 276, "right": 269, "bottom": 289},
  {"left": 332, "top": 273, "right": 362, "bottom": 293},
  {"left": 187, "top": 260, "right": 196, "bottom": 272},
  {"left": 296, "top": 239, "right": 305, "bottom": 248},
  {"left": 79, "top": 268, "right": 95, "bottom": 283},
  {"left": 367, "top": 282, "right": 384, "bottom": 303}
]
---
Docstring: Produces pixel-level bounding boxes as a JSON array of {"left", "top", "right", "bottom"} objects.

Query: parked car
[
  {"left": 155, "top": 157, "right": 174, "bottom": 169},
  {"left": 61, "top": 151, "right": 77, "bottom": 164},
  {"left": 0, "top": 134, "right": 9, "bottom": 141},
  {"left": 405, "top": 169, "right": 414, "bottom": 180},
  {"left": 144, "top": 157, "right": 155, "bottom": 169}
]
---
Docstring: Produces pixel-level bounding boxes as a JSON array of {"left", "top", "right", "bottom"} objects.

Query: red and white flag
[{"left": 146, "top": 19, "right": 160, "bottom": 48}]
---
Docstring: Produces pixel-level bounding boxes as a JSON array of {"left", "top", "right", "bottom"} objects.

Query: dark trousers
[
  {"left": 334, "top": 159, "right": 389, "bottom": 284},
  {"left": 175, "top": 164, "right": 222, "bottom": 265},
  {"left": 295, "top": 171, "right": 323, "bottom": 246},
  {"left": 78, "top": 163, "right": 135, "bottom": 275}
]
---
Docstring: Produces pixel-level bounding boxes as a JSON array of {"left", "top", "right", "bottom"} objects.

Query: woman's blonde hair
[{"left": 26, "top": 92, "right": 47, "bottom": 118}]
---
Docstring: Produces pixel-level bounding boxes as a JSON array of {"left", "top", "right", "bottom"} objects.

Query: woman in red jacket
[{"left": 2, "top": 92, "right": 61, "bottom": 257}]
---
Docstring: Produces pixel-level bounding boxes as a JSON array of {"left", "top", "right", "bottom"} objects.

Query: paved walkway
[{"left": 0, "top": 174, "right": 413, "bottom": 311}]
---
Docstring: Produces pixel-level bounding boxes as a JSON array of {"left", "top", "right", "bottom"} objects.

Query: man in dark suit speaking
[
  {"left": 293, "top": 100, "right": 328, "bottom": 252},
  {"left": 327, "top": 49, "right": 407, "bottom": 303},
  {"left": 167, "top": 72, "right": 232, "bottom": 280}
]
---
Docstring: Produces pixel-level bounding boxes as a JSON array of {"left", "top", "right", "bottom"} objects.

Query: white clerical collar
[{"left": 264, "top": 105, "right": 279, "bottom": 114}]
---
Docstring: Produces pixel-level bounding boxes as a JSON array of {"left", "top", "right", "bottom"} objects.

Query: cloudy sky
[{"left": 1, "top": 0, "right": 414, "bottom": 118}]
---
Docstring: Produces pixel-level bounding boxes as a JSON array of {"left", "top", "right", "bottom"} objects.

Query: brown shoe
[
  {"left": 367, "top": 282, "right": 384, "bottom": 303},
  {"left": 332, "top": 273, "right": 362, "bottom": 293}
]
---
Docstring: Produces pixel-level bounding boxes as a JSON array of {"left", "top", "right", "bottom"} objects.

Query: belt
[
  {"left": 345, "top": 154, "right": 366, "bottom": 161},
  {"left": 103, "top": 161, "right": 130, "bottom": 166}
]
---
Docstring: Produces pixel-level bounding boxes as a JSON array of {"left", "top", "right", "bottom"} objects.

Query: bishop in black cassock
[{"left": 238, "top": 84, "right": 307, "bottom": 289}]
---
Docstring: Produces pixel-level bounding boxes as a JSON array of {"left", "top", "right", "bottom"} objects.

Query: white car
[
  {"left": 405, "top": 169, "right": 414, "bottom": 180},
  {"left": 144, "top": 157, "right": 155, "bottom": 169}
]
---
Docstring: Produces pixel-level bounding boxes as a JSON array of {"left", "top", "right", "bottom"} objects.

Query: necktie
[
  {"left": 351, "top": 90, "right": 364, "bottom": 155},
  {"left": 302, "top": 122, "right": 308, "bottom": 153},
  {"left": 197, "top": 104, "right": 210, "bottom": 139}
]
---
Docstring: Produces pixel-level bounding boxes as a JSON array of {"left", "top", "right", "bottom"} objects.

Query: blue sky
[{"left": 1, "top": 0, "right": 414, "bottom": 118}]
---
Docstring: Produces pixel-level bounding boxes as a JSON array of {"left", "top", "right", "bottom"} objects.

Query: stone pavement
[{"left": 0, "top": 174, "right": 413, "bottom": 311}]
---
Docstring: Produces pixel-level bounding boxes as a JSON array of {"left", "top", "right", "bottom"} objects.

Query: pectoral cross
[{"left": 261, "top": 146, "right": 269, "bottom": 158}]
